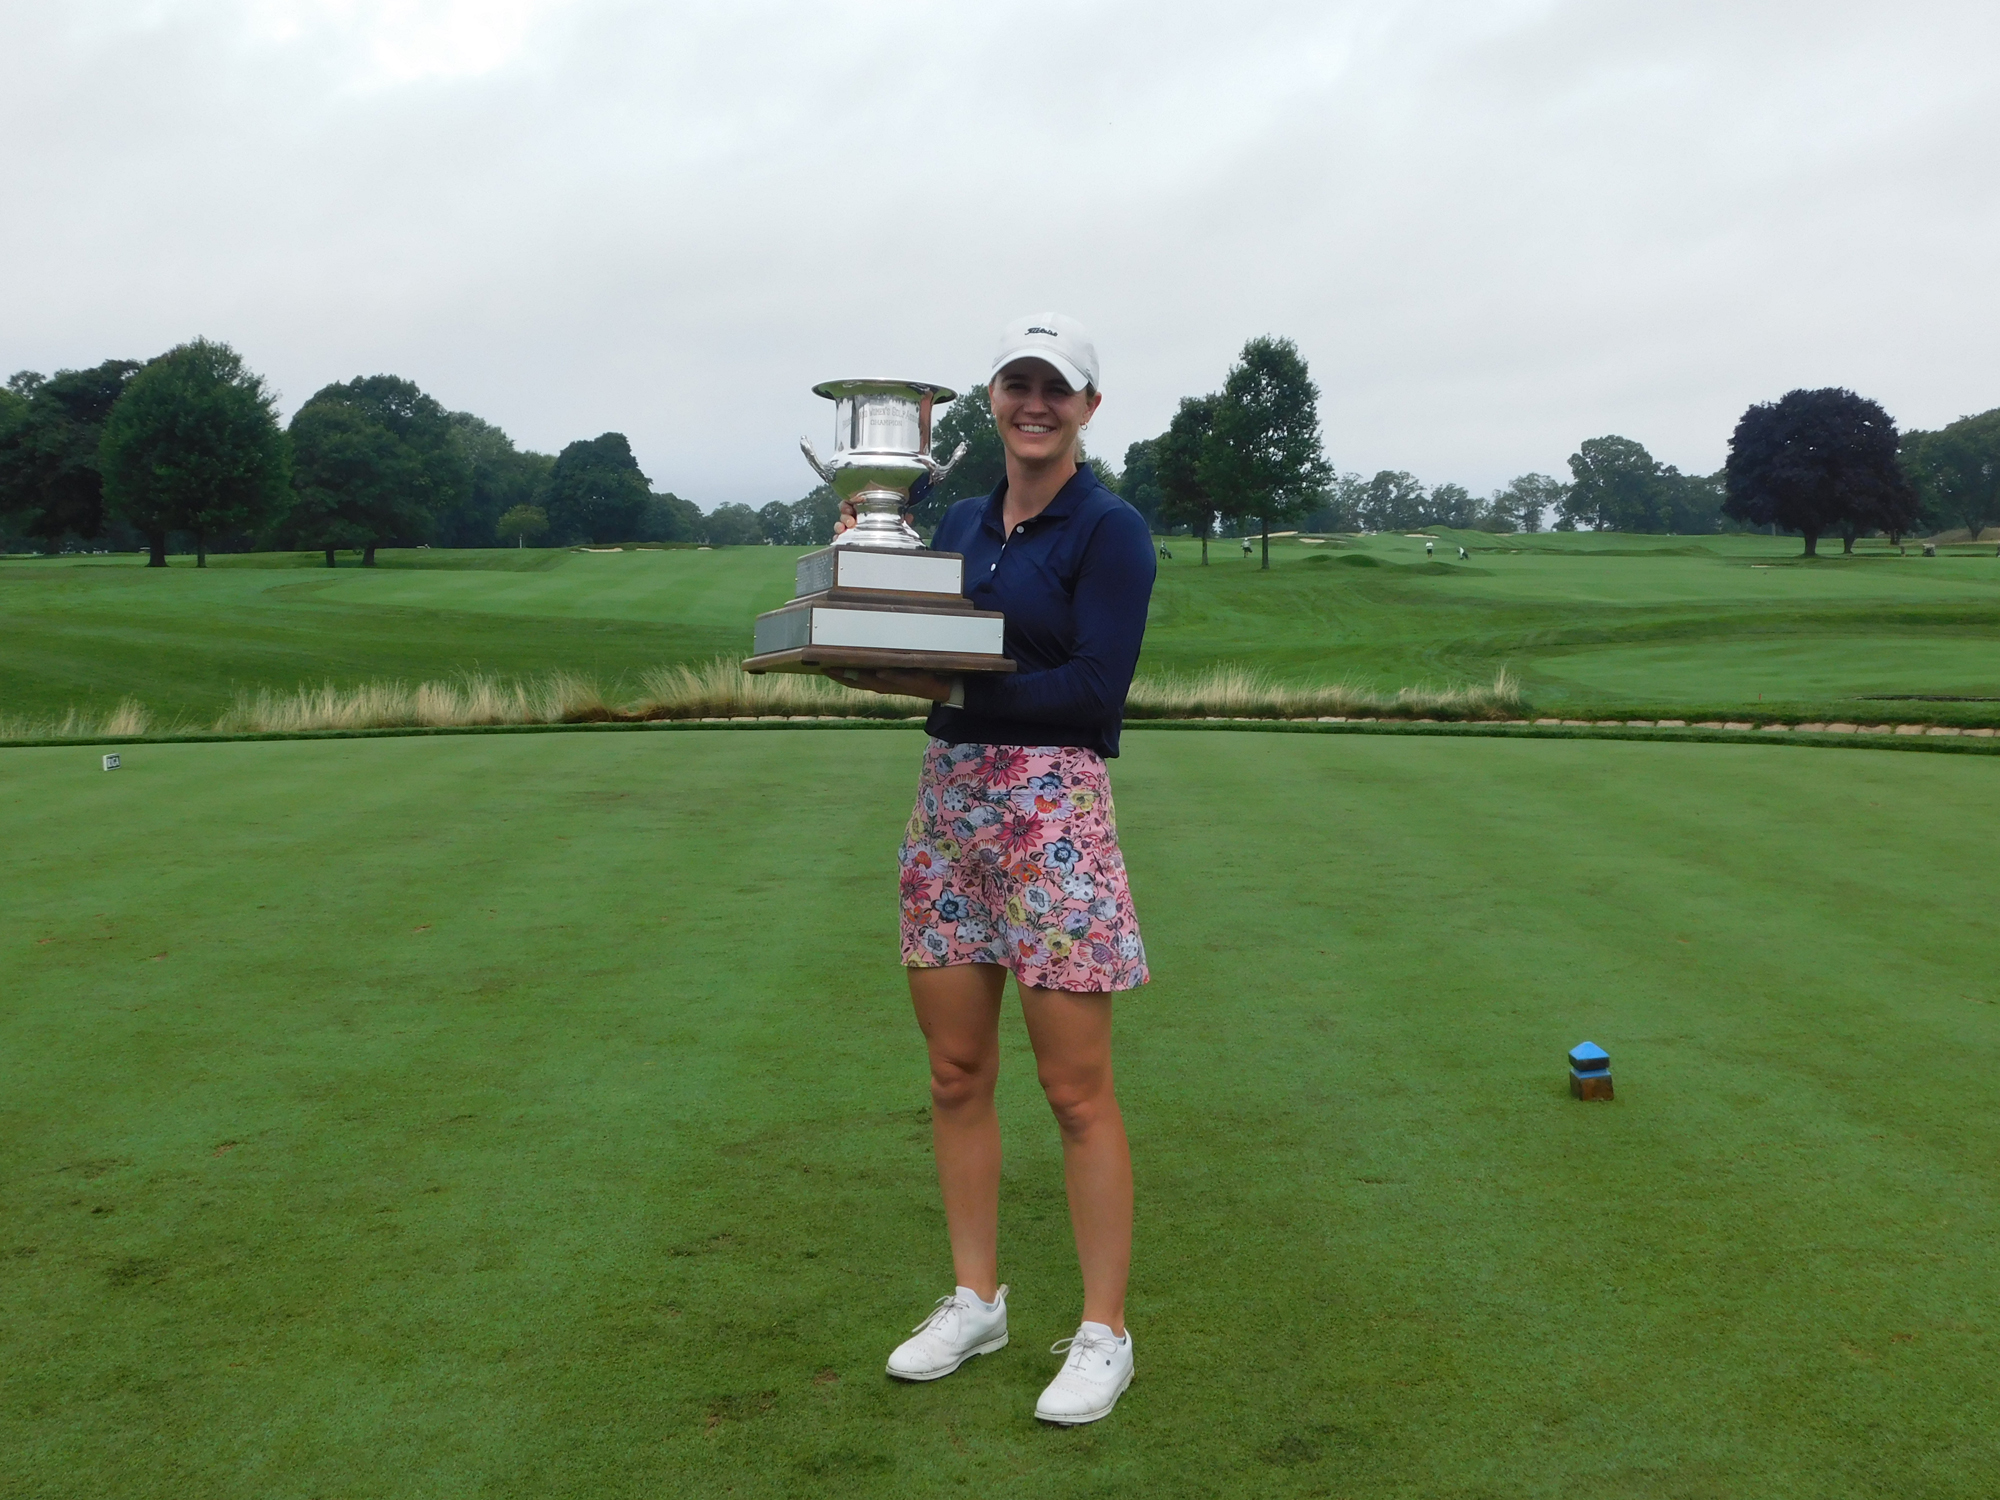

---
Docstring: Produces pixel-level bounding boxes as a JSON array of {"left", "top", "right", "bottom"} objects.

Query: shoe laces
[
  {"left": 912, "top": 1294, "right": 965, "bottom": 1335},
  {"left": 1050, "top": 1327, "right": 1119, "bottom": 1371},
  {"left": 912, "top": 1284, "right": 1006, "bottom": 1335}
]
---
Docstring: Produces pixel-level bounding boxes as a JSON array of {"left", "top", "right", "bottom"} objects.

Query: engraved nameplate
[
  {"left": 753, "top": 603, "right": 1004, "bottom": 659},
  {"left": 794, "top": 546, "right": 964, "bottom": 600}
]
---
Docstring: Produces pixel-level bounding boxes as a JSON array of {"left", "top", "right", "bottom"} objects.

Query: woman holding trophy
[{"left": 832, "top": 313, "right": 1157, "bottom": 1426}]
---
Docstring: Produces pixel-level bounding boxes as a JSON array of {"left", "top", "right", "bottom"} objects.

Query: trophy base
[
  {"left": 744, "top": 544, "right": 1012, "bottom": 678},
  {"left": 742, "top": 644, "right": 1018, "bottom": 676},
  {"left": 794, "top": 545, "right": 965, "bottom": 600}
]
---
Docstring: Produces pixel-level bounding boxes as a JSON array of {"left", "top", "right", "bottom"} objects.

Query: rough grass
[
  {"left": 2, "top": 661, "right": 1523, "bottom": 738},
  {"left": 0, "top": 696, "right": 155, "bottom": 741},
  {"left": 211, "top": 672, "right": 614, "bottom": 733},
  {"left": 1124, "top": 665, "right": 1521, "bottom": 720}
]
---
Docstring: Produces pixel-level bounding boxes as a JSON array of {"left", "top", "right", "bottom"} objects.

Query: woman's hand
[
  {"left": 830, "top": 497, "right": 915, "bottom": 539},
  {"left": 825, "top": 667, "right": 956, "bottom": 703}
]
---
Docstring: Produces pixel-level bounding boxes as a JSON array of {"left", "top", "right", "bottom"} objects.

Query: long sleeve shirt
[{"left": 923, "top": 464, "right": 1157, "bottom": 758}]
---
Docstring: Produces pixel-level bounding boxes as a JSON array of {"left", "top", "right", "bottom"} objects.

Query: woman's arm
[{"left": 960, "top": 506, "right": 1157, "bottom": 728}]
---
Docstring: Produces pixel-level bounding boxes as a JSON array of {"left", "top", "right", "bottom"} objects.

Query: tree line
[
  {"left": 1086, "top": 341, "right": 2000, "bottom": 562},
  {"left": 0, "top": 338, "right": 708, "bottom": 564},
  {"left": 760, "top": 360, "right": 2000, "bottom": 561},
  {"left": 8, "top": 337, "right": 1994, "bottom": 563},
  {"left": 903, "top": 335, "right": 1749, "bottom": 569}
]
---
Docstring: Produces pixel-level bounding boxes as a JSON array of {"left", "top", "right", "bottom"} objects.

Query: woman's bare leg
[
  {"left": 908, "top": 963, "right": 1008, "bottom": 1300},
  {"left": 1019, "top": 985, "right": 1130, "bottom": 1335}
]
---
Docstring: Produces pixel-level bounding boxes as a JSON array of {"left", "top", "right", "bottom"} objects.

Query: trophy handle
[
  {"left": 920, "top": 440, "right": 969, "bottom": 485},
  {"left": 799, "top": 437, "right": 834, "bottom": 484}
]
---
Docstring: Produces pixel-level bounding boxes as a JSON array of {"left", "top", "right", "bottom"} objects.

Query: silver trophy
[
  {"left": 800, "top": 379, "right": 969, "bottom": 549},
  {"left": 744, "top": 376, "right": 1010, "bottom": 677}
]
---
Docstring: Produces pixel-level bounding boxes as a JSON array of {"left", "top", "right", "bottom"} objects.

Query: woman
[{"left": 833, "top": 312, "right": 1157, "bottom": 1426}]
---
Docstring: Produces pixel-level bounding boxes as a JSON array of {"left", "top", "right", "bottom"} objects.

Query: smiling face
[{"left": 989, "top": 359, "right": 1103, "bottom": 471}]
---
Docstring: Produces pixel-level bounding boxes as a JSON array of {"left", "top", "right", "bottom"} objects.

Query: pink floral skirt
[{"left": 899, "top": 740, "right": 1149, "bottom": 993}]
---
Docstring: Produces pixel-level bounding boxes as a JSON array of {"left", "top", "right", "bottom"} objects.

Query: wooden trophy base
[{"left": 743, "top": 545, "right": 1014, "bottom": 677}]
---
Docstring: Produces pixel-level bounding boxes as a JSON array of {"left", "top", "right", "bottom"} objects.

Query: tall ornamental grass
[
  {"left": 0, "top": 698, "right": 155, "bottom": 741},
  {"left": 211, "top": 673, "right": 611, "bottom": 733},
  {"left": 1125, "top": 666, "right": 1521, "bottom": 720},
  {"left": 4, "top": 661, "right": 1522, "bottom": 739}
]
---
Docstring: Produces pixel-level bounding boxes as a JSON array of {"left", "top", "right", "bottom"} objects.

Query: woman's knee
[
  {"left": 1039, "top": 1071, "right": 1112, "bottom": 1137},
  {"left": 929, "top": 1050, "right": 997, "bottom": 1112}
]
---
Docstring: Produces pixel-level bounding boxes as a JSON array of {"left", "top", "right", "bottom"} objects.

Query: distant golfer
[
  {"left": 831, "top": 312, "right": 1154, "bottom": 1426},
  {"left": 1242, "top": 536, "right": 1253, "bottom": 558},
  {"left": 1426, "top": 540, "right": 1434, "bottom": 557}
]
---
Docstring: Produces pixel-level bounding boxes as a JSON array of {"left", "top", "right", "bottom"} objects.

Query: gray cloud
[{"left": 4, "top": 0, "right": 1995, "bottom": 507}]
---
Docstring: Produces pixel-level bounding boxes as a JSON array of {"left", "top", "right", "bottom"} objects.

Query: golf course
[
  {"left": 5, "top": 529, "right": 1999, "bottom": 730},
  {"left": 4, "top": 537, "right": 1998, "bottom": 1497},
  {"left": 6, "top": 728, "right": 1997, "bottom": 1496}
]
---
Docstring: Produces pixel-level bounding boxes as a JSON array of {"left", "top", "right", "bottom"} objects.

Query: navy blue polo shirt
[{"left": 925, "top": 464, "right": 1156, "bottom": 758}]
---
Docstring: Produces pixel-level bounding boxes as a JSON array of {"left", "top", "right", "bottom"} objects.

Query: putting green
[{"left": 5, "top": 730, "right": 1996, "bottom": 1497}]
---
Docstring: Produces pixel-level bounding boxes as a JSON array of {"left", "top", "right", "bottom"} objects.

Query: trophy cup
[{"left": 743, "top": 379, "right": 1016, "bottom": 677}]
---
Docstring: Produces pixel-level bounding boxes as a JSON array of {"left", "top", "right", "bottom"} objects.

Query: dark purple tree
[{"left": 1723, "top": 388, "right": 1914, "bottom": 557}]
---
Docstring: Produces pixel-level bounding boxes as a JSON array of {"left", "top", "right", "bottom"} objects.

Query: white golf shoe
[
  {"left": 1034, "top": 1322, "right": 1133, "bottom": 1425},
  {"left": 885, "top": 1285, "right": 1009, "bottom": 1381}
]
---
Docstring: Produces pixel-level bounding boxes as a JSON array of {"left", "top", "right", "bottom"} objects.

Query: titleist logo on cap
[{"left": 1027, "top": 326, "right": 1058, "bottom": 337}]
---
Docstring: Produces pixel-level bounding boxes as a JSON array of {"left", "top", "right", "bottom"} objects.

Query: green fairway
[
  {"left": 6, "top": 531, "right": 1999, "bottom": 727},
  {"left": 0, "top": 549, "right": 792, "bottom": 725},
  {"left": 6, "top": 730, "right": 1997, "bottom": 1497}
]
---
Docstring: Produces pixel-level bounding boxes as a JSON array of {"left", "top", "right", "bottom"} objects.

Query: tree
[
  {"left": 702, "top": 501, "right": 763, "bottom": 546},
  {"left": 1155, "top": 394, "right": 1220, "bottom": 563},
  {"left": 641, "top": 490, "right": 705, "bottom": 543},
  {"left": 784, "top": 484, "right": 842, "bottom": 546},
  {"left": 542, "top": 432, "right": 651, "bottom": 545},
  {"left": 1199, "top": 336, "right": 1332, "bottom": 569},
  {"left": 1659, "top": 467, "right": 1728, "bottom": 536},
  {"left": 748, "top": 486, "right": 845, "bottom": 546},
  {"left": 1564, "top": 436, "right": 1666, "bottom": 531},
  {"left": 913, "top": 382, "right": 1006, "bottom": 527},
  {"left": 1120, "top": 438, "right": 1164, "bottom": 529},
  {"left": 1423, "top": 482, "right": 1480, "bottom": 529},
  {"left": 1724, "top": 388, "right": 1912, "bottom": 557},
  {"left": 442, "top": 412, "right": 552, "bottom": 547},
  {"left": 1302, "top": 473, "right": 1362, "bottom": 533},
  {"left": 1353, "top": 470, "right": 1427, "bottom": 532},
  {"left": 1487, "top": 473, "right": 1565, "bottom": 533},
  {"left": 1902, "top": 409, "right": 2000, "bottom": 544},
  {"left": 287, "top": 376, "right": 470, "bottom": 565},
  {"left": 496, "top": 503, "right": 548, "bottom": 547},
  {"left": 757, "top": 500, "right": 795, "bottom": 543},
  {"left": 99, "top": 339, "right": 289, "bottom": 567},
  {"left": 0, "top": 360, "right": 143, "bottom": 551}
]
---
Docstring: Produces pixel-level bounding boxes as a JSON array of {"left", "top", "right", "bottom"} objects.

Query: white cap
[{"left": 989, "top": 312, "right": 1099, "bottom": 393}]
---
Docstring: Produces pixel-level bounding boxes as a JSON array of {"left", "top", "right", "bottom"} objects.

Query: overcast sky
[{"left": 4, "top": 1, "right": 1996, "bottom": 508}]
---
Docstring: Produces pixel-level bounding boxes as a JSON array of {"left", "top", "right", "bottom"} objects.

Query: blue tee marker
[{"left": 1568, "top": 1041, "right": 1613, "bottom": 1101}]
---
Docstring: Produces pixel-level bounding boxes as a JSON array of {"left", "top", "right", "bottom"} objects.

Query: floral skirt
[{"left": 899, "top": 740, "right": 1149, "bottom": 993}]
